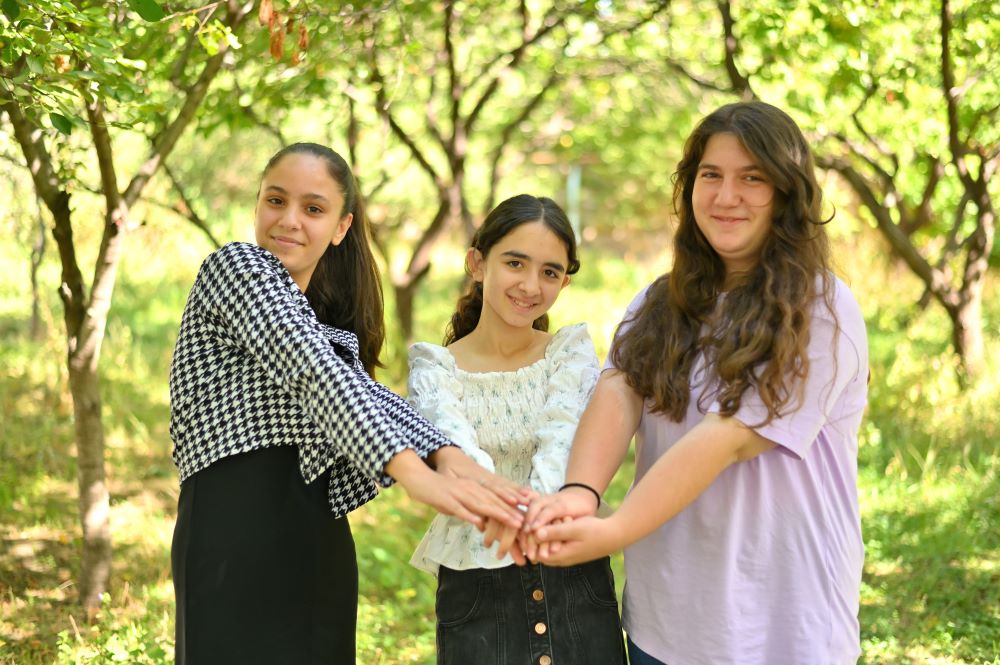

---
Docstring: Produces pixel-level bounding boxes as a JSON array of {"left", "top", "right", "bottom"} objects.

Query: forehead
[
  {"left": 263, "top": 153, "right": 342, "bottom": 196},
  {"left": 491, "top": 221, "right": 569, "bottom": 258},
  {"left": 699, "top": 132, "right": 762, "bottom": 169}
]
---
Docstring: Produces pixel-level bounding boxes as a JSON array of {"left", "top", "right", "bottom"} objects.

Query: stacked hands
[{"left": 422, "top": 446, "right": 618, "bottom": 568}]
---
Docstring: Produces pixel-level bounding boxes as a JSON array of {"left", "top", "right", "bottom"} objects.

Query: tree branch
[
  {"left": 2, "top": 99, "right": 87, "bottom": 330},
  {"left": 123, "top": 0, "right": 254, "bottom": 206},
  {"left": 817, "top": 153, "right": 959, "bottom": 312},
  {"left": 365, "top": 19, "right": 443, "bottom": 188},
  {"left": 162, "top": 161, "right": 222, "bottom": 248},
  {"left": 483, "top": 68, "right": 559, "bottom": 213},
  {"left": 716, "top": 0, "right": 755, "bottom": 100}
]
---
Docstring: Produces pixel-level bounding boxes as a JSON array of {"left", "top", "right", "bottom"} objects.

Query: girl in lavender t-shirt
[{"left": 521, "top": 101, "right": 868, "bottom": 665}]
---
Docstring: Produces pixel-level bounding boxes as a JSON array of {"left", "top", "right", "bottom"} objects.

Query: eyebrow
[
  {"left": 264, "top": 184, "right": 331, "bottom": 204},
  {"left": 501, "top": 249, "right": 566, "bottom": 273},
  {"left": 698, "top": 163, "right": 765, "bottom": 173}
]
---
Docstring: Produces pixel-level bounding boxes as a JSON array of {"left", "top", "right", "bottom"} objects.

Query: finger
[
  {"left": 535, "top": 518, "right": 582, "bottom": 542},
  {"left": 495, "top": 525, "right": 518, "bottom": 560},
  {"left": 449, "top": 504, "right": 484, "bottom": 530},
  {"left": 482, "top": 518, "right": 502, "bottom": 548},
  {"left": 522, "top": 495, "right": 554, "bottom": 526},
  {"left": 507, "top": 534, "right": 528, "bottom": 566},
  {"left": 464, "top": 484, "right": 525, "bottom": 528},
  {"left": 522, "top": 532, "right": 539, "bottom": 562}
]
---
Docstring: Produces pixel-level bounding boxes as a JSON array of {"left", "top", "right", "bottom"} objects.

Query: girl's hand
[
  {"left": 533, "top": 515, "right": 625, "bottom": 566},
  {"left": 430, "top": 446, "right": 535, "bottom": 508},
  {"left": 482, "top": 517, "right": 528, "bottom": 565},
  {"left": 524, "top": 487, "right": 599, "bottom": 532},
  {"left": 386, "top": 450, "right": 524, "bottom": 530}
]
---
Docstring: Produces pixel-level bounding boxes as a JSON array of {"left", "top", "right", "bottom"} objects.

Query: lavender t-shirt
[{"left": 610, "top": 276, "right": 867, "bottom": 665}]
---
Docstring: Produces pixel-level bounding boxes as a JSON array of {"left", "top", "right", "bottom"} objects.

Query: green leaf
[
  {"left": 2, "top": 0, "right": 20, "bottom": 21},
  {"left": 50, "top": 112, "right": 73, "bottom": 135},
  {"left": 125, "top": 0, "right": 166, "bottom": 22}
]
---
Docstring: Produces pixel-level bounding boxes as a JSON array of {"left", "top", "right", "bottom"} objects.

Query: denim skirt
[{"left": 436, "top": 558, "right": 626, "bottom": 665}]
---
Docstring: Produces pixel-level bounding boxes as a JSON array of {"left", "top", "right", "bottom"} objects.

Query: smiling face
[
  {"left": 469, "top": 221, "right": 571, "bottom": 331},
  {"left": 691, "top": 132, "right": 776, "bottom": 278},
  {"left": 254, "top": 152, "right": 353, "bottom": 291}
]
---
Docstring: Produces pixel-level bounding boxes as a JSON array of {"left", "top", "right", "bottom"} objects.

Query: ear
[
  {"left": 331, "top": 212, "right": 354, "bottom": 247},
  {"left": 561, "top": 274, "right": 571, "bottom": 288},
  {"left": 466, "top": 247, "right": 485, "bottom": 282}
]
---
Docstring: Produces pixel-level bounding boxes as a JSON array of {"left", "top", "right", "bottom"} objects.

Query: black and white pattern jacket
[{"left": 169, "top": 242, "right": 453, "bottom": 517}]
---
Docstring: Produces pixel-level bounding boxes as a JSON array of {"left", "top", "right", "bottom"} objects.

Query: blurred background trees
[{"left": 1, "top": 0, "right": 997, "bottom": 662}]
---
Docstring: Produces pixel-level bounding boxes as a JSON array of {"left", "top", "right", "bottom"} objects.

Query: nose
[
  {"left": 519, "top": 272, "right": 540, "bottom": 295},
  {"left": 715, "top": 176, "right": 741, "bottom": 206},
  {"left": 277, "top": 207, "right": 302, "bottom": 230}
]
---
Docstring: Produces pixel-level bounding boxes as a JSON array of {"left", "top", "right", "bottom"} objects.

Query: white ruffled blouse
[{"left": 407, "top": 323, "right": 600, "bottom": 574}]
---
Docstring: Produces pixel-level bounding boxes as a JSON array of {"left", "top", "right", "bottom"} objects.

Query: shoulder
[
  {"left": 408, "top": 342, "right": 458, "bottom": 373},
  {"left": 204, "top": 242, "right": 279, "bottom": 271},
  {"left": 815, "top": 275, "right": 865, "bottom": 334},
  {"left": 546, "top": 323, "right": 595, "bottom": 357},
  {"left": 197, "top": 242, "right": 290, "bottom": 285}
]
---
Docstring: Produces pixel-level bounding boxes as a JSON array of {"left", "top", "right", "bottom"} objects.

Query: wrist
[
  {"left": 385, "top": 449, "right": 432, "bottom": 485},
  {"left": 559, "top": 482, "right": 602, "bottom": 511},
  {"left": 427, "top": 444, "right": 462, "bottom": 469}
]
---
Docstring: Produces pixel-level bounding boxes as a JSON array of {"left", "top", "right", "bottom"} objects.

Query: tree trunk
[
  {"left": 30, "top": 201, "right": 46, "bottom": 340},
  {"left": 950, "top": 295, "right": 984, "bottom": 383},
  {"left": 68, "top": 358, "right": 111, "bottom": 613},
  {"left": 393, "top": 281, "right": 417, "bottom": 346}
]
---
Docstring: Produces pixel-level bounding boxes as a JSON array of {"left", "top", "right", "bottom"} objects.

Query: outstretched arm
[
  {"left": 385, "top": 449, "right": 526, "bottom": 531},
  {"left": 524, "top": 369, "right": 642, "bottom": 529},
  {"left": 534, "top": 413, "right": 774, "bottom": 565}
]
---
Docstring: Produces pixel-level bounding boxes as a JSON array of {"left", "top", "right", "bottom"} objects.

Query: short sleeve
[
  {"left": 407, "top": 343, "right": 496, "bottom": 472},
  {"left": 529, "top": 324, "right": 601, "bottom": 494},
  {"left": 725, "top": 280, "right": 868, "bottom": 459}
]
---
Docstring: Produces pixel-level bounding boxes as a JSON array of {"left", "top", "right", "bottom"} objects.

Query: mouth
[
  {"left": 508, "top": 295, "right": 538, "bottom": 312},
  {"left": 711, "top": 215, "right": 747, "bottom": 225},
  {"left": 272, "top": 235, "right": 303, "bottom": 247}
]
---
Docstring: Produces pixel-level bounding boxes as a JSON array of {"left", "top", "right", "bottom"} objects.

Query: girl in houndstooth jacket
[{"left": 169, "top": 143, "right": 529, "bottom": 664}]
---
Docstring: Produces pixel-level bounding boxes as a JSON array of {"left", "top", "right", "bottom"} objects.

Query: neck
[{"left": 465, "top": 315, "right": 538, "bottom": 360}]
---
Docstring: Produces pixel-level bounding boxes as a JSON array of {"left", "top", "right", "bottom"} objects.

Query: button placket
[{"left": 520, "top": 563, "right": 554, "bottom": 664}]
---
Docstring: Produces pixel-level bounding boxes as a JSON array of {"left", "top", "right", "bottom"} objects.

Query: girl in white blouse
[{"left": 407, "top": 194, "right": 626, "bottom": 665}]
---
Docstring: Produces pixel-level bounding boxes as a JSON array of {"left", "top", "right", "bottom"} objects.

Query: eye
[
  {"left": 506, "top": 260, "right": 523, "bottom": 269},
  {"left": 306, "top": 204, "right": 324, "bottom": 214},
  {"left": 698, "top": 170, "right": 721, "bottom": 180},
  {"left": 266, "top": 196, "right": 285, "bottom": 206},
  {"left": 544, "top": 269, "right": 560, "bottom": 279},
  {"left": 744, "top": 173, "right": 768, "bottom": 184}
]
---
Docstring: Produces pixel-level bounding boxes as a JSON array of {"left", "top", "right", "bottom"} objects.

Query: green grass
[{"left": 1, "top": 226, "right": 998, "bottom": 663}]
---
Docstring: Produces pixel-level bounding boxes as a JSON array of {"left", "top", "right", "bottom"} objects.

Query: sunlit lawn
[{"left": 1, "top": 230, "right": 998, "bottom": 664}]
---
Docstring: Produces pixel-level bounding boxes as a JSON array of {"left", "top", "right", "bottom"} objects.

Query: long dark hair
[
  {"left": 262, "top": 143, "right": 385, "bottom": 376},
  {"left": 444, "top": 194, "right": 581, "bottom": 345},
  {"left": 610, "top": 101, "right": 834, "bottom": 423}
]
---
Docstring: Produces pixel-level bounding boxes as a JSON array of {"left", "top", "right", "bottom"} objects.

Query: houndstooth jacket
[{"left": 169, "top": 242, "right": 454, "bottom": 517}]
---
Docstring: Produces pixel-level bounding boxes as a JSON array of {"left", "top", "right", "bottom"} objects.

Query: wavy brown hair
[
  {"left": 262, "top": 143, "right": 385, "bottom": 376},
  {"left": 444, "top": 194, "right": 580, "bottom": 345},
  {"left": 610, "top": 101, "right": 834, "bottom": 423}
]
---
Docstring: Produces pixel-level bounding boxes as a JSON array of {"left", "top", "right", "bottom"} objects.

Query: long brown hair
[
  {"left": 610, "top": 101, "right": 834, "bottom": 423},
  {"left": 445, "top": 194, "right": 580, "bottom": 345},
  {"left": 262, "top": 143, "right": 385, "bottom": 376}
]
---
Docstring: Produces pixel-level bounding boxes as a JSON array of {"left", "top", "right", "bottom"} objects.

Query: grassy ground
[{"left": 1, "top": 225, "right": 998, "bottom": 664}]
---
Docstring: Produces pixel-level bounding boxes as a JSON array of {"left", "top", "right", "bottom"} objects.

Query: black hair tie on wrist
[{"left": 559, "top": 482, "right": 602, "bottom": 510}]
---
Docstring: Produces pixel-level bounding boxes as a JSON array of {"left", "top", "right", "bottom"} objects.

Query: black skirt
[{"left": 172, "top": 445, "right": 358, "bottom": 664}]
